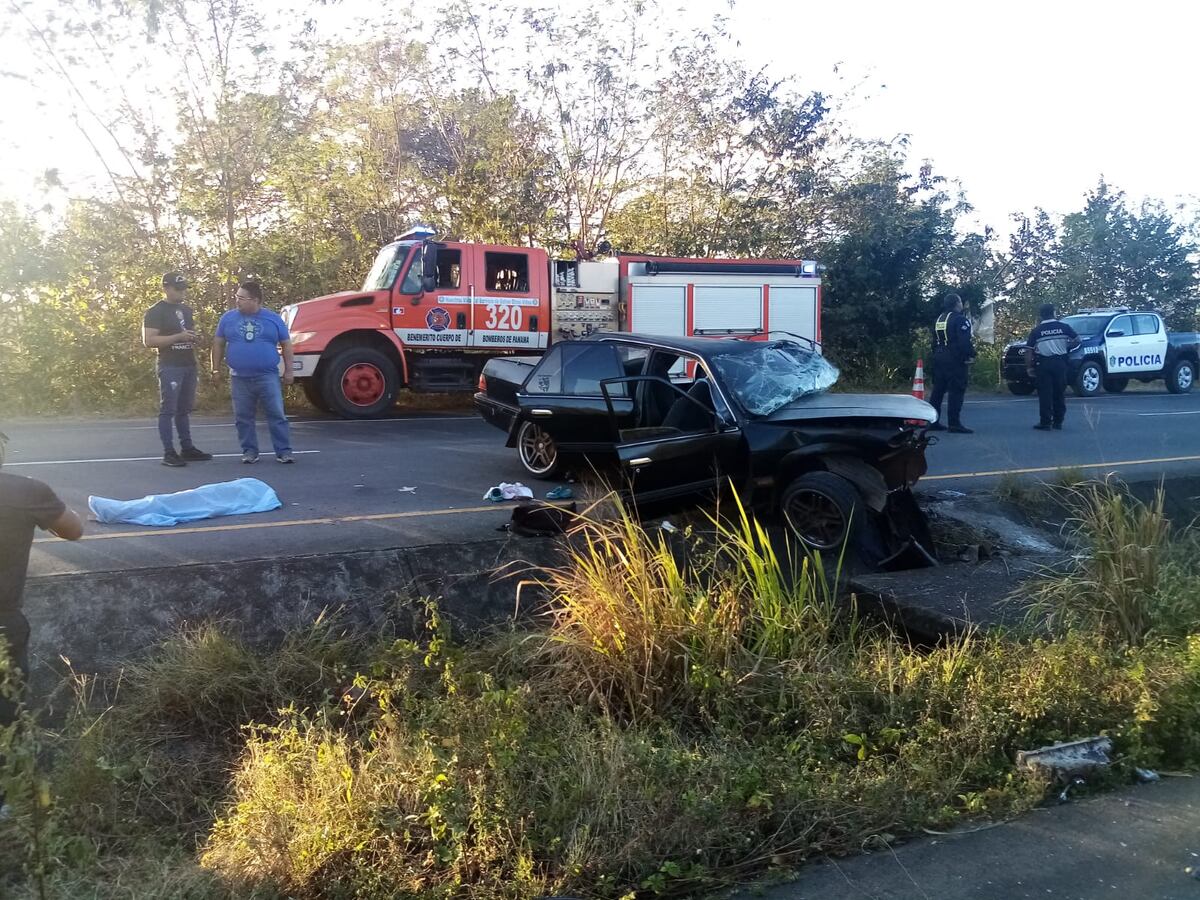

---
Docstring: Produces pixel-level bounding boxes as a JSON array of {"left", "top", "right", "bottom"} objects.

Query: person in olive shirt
[
  {"left": 0, "top": 432, "right": 84, "bottom": 729},
  {"left": 142, "top": 272, "right": 213, "bottom": 467}
]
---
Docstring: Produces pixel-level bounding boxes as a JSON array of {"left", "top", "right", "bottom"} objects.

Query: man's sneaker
[
  {"left": 1033, "top": 423, "right": 1052, "bottom": 431},
  {"left": 242, "top": 451, "right": 260, "bottom": 464},
  {"left": 1052, "top": 423, "right": 1064, "bottom": 430},
  {"left": 162, "top": 449, "right": 186, "bottom": 467},
  {"left": 180, "top": 447, "right": 213, "bottom": 461},
  {"left": 276, "top": 453, "right": 295, "bottom": 464},
  {"left": 948, "top": 425, "right": 974, "bottom": 434}
]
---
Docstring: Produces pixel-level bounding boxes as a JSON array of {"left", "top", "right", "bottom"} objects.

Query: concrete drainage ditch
[{"left": 21, "top": 473, "right": 1195, "bottom": 687}]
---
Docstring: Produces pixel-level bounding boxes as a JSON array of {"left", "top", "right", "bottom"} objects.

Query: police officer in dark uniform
[
  {"left": 1024, "top": 303, "right": 1080, "bottom": 430},
  {"left": 927, "top": 293, "right": 975, "bottom": 433}
]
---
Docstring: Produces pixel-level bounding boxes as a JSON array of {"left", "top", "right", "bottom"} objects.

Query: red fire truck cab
[{"left": 282, "top": 227, "right": 822, "bottom": 418}]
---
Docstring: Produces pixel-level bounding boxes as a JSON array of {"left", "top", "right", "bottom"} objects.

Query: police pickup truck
[{"left": 1003, "top": 309, "right": 1199, "bottom": 397}]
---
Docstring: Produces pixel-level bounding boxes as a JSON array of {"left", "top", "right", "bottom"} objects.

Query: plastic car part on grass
[{"left": 708, "top": 341, "right": 840, "bottom": 416}]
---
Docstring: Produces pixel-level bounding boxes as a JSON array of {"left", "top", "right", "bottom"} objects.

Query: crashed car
[{"left": 474, "top": 334, "right": 938, "bottom": 564}]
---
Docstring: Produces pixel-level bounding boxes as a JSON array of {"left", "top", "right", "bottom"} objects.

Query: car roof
[{"left": 583, "top": 332, "right": 792, "bottom": 357}]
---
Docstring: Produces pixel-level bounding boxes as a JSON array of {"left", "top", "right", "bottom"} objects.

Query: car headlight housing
[{"left": 290, "top": 331, "right": 316, "bottom": 345}]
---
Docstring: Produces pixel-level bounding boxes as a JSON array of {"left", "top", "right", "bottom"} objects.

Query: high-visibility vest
[{"left": 934, "top": 312, "right": 952, "bottom": 348}]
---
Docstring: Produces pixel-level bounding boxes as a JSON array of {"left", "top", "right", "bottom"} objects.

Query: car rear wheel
[
  {"left": 781, "top": 472, "right": 862, "bottom": 552},
  {"left": 1167, "top": 359, "right": 1195, "bottom": 394},
  {"left": 1007, "top": 381, "right": 1036, "bottom": 396},
  {"left": 517, "top": 420, "right": 562, "bottom": 479},
  {"left": 322, "top": 347, "right": 400, "bottom": 418},
  {"left": 1073, "top": 361, "right": 1103, "bottom": 397},
  {"left": 1103, "top": 377, "right": 1129, "bottom": 393}
]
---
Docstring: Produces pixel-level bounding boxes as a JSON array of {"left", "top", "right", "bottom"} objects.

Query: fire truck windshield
[{"left": 361, "top": 242, "right": 416, "bottom": 292}]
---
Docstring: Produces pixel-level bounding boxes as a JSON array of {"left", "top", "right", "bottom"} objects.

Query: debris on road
[
  {"left": 1135, "top": 767, "right": 1161, "bottom": 783},
  {"left": 508, "top": 502, "right": 578, "bottom": 537},
  {"left": 484, "top": 482, "right": 534, "bottom": 502},
  {"left": 545, "top": 485, "right": 574, "bottom": 500},
  {"left": 397, "top": 486, "right": 417, "bottom": 493},
  {"left": 1017, "top": 736, "right": 1113, "bottom": 779}
]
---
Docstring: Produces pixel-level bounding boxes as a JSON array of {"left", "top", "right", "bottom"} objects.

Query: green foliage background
[{"left": 0, "top": 0, "right": 1196, "bottom": 414}]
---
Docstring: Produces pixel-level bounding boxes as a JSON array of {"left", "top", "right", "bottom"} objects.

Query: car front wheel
[
  {"left": 516, "top": 420, "right": 562, "bottom": 479},
  {"left": 781, "top": 472, "right": 862, "bottom": 552},
  {"left": 1073, "top": 361, "right": 1103, "bottom": 397}
]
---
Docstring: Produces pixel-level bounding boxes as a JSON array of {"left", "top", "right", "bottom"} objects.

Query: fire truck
[{"left": 281, "top": 227, "right": 823, "bottom": 418}]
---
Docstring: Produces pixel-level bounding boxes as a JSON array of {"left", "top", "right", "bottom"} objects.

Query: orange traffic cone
[{"left": 911, "top": 359, "right": 926, "bottom": 400}]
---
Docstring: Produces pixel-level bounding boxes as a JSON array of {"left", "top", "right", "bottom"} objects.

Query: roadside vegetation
[{"left": 3, "top": 488, "right": 1200, "bottom": 898}]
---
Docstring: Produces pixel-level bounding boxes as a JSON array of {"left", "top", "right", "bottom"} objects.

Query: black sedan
[{"left": 474, "top": 334, "right": 938, "bottom": 563}]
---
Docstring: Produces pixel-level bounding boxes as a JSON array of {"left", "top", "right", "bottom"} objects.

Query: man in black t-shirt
[
  {"left": 142, "top": 272, "right": 213, "bottom": 467},
  {"left": 0, "top": 432, "right": 84, "bottom": 728}
]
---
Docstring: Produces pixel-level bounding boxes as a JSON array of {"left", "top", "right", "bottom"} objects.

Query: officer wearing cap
[
  {"left": 142, "top": 272, "right": 212, "bottom": 467},
  {"left": 1025, "top": 302, "right": 1080, "bottom": 431},
  {"left": 927, "top": 293, "right": 975, "bottom": 433}
]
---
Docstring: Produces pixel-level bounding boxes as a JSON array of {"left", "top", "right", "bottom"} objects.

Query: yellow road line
[
  {"left": 924, "top": 453, "right": 1200, "bottom": 482},
  {"left": 35, "top": 504, "right": 510, "bottom": 543}
]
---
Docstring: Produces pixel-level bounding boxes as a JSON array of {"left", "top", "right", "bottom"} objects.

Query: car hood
[{"left": 762, "top": 393, "right": 937, "bottom": 423}]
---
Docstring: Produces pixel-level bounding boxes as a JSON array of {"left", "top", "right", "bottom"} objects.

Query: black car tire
[
  {"left": 781, "top": 472, "right": 862, "bottom": 552},
  {"left": 322, "top": 347, "right": 400, "bottom": 419},
  {"left": 1166, "top": 359, "right": 1195, "bottom": 395},
  {"left": 1103, "top": 376, "right": 1129, "bottom": 393},
  {"left": 1007, "top": 381, "right": 1036, "bottom": 396},
  {"left": 302, "top": 379, "right": 332, "bottom": 413},
  {"left": 1073, "top": 361, "right": 1103, "bottom": 397},
  {"left": 516, "top": 420, "right": 563, "bottom": 479}
]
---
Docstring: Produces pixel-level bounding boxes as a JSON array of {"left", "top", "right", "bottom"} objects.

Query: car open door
[{"left": 602, "top": 375, "right": 745, "bottom": 502}]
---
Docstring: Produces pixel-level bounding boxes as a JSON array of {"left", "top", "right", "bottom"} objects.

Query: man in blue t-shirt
[{"left": 212, "top": 281, "right": 296, "bottom": 463}]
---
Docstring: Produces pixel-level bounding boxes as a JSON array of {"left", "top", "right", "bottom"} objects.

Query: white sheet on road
[{"left": 88, "top": 478, "right": 281, "bottom": 527}]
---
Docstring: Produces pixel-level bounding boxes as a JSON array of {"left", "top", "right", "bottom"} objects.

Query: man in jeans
[
  {"left": 212, "top": 280, "right": 295, "bottom": 463},
  {"left": 0, "top": 432, "right": 84, "bottom": 729},
  {"left": 142, "top": 272, "right": 213, "bottom": 467}
]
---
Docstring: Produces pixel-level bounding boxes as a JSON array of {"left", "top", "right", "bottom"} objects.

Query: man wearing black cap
[
  {"left": 1025, "top": 303, "right": 1080, "bottom": 430},
  {"left": 927, "top": 293, "right": 976, "bottom": 434},
  {"left": 142, "top": 273, "right": 212, "bottom": 467}
]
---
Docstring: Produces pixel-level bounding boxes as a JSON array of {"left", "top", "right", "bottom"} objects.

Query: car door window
[
  {"left": 525, "top": 345, "right": 565, "bottom": 394},
  {"left": 1107, "top": 315, "right": 1133, "bottom": 337},
  {"left": 1134, "top": 315, "right": 1160, "bottom": 336},
  {"left": 524, "top": 343, "right": 627, "bottom": 396}
]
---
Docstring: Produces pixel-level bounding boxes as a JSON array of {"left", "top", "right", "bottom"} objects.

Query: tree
[{"left": 818, "top": 154, "right": 963, "bottom": 372}]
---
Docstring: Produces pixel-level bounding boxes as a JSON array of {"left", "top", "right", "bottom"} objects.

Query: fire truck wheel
[
  {"left": 301, "top": 379, "right": 332, "bottom": 413},
  {"left": 516, "top": 420, "right": 562, "bottom": 479},
  {"left": 324, "top": 347, "right": 399, "bottom": 418}
]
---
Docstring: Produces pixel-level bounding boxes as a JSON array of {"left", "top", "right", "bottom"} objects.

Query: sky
[{"left": 1, "top": 0, "right": 1197, "bottom": 236}]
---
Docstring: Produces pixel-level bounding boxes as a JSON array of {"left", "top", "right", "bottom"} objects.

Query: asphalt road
[{"left": 7, "top": 387, "right": 1200, "bottom": 576}]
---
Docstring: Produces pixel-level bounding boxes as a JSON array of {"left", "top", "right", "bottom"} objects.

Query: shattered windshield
[{"left": 708, "top": 341, "right": 840, "bottom": 417}]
